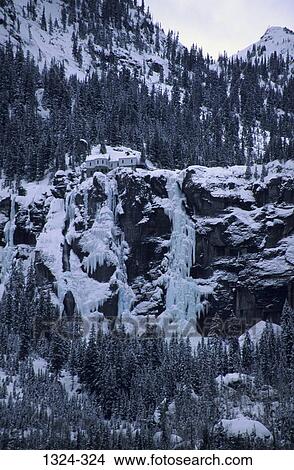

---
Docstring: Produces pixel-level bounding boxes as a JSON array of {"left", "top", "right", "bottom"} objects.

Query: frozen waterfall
[
  {"left": 104, "top": 177, "right": 134, "bottom": 316},
  {"left": 163, "top": 173, "right": 203, "bottom": 325},
  {"left": 0, "top": 194, "right": 16, "bottom": 285}
]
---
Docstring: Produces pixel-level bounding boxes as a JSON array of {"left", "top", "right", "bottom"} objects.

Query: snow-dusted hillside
[
  {"left": 1, "top": 1, "right": 293, "bottom": 177},
  {"left": 0, "top": 0, "right": 88, "bottom": 78},
  {"left": 0, "top": 0, "right": 171, "bottom": 86},
  {"left": 235, "top": 26, "right": 294, "bottom": 64}
]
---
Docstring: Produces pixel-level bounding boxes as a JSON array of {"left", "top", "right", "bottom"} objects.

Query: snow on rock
[
  {"left": 186, "top": 160, "right": 294, "bottom": 203},
  {"left": 86, "top": 145, "right": 141, "bottom": 163},
  {"left": 15, "top": 177, "right": 51, "bottom": 208},
  {"left": 0, "top": 177, "right": 51, "bottom": 297},
  {"left": 63, "top": 159, "right": 294, "bottom": 333},
  {"left": 219, "top": 417, "right": 272, "bottom": 440},
  {"left": 189, "top": 165, "right": 255, "bottom": 203},
  {"left": 285, "top": 242, "right": 294, "bottom": 266},
  {"left": 223, "top": 207, "right": 262, "bottom": 247},
  {"left": 239, "top": 321, "right": 282, "bottom": 348},
  {"left": 36, "top": 190, "right": 111, "bottom": 319},
  {"left": 256, "top": 254, "right": 293, "bottom": 276},
  {"left": 1, "top": 155, "right": 293, "bottom": 335}
]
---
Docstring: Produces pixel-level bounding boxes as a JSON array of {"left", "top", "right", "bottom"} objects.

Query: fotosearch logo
[
  {"left": 40, "top": 312, "right": 265, "bottom": 339},
  {"left": 113, "top": 452, "right": 253, "bottom": 467}
]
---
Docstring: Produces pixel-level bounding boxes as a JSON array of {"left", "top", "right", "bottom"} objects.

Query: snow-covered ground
[
  {"left": 188, "top": 159, "right": 294, "bottom": 202},
  {"left": 218, "top": 416, "right": 272, "bottom": 440},
  {"left": 0, "top": 0, "right": 173, "bottom": 91},
  {"left": 239, "top": 321, "right": 282, "bottom": 348}
]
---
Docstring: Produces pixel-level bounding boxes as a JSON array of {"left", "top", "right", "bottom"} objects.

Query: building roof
[{"left": 86, "top": 145, "right": 141, "bottom": 163}]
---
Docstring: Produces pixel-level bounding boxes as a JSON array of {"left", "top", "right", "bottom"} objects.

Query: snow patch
[
  {"left": 219, "top": 416, "right": 272, "bottom": 440},
  {"left": 239, "top": 321, "right": 282, "bottom": 348}
]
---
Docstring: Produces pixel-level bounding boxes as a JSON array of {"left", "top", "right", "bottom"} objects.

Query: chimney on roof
[{"left": 100, "top": 140, "right": 107, "bottom": 154}]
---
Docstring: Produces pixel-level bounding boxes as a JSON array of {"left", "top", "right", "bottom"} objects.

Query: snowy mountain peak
[
  {"left": 262, "top": 25, "right": 294, "bottom": 39},
  {"left": 235, "top": 25, "right": 294, "bottom": 63},
  {"left": 261, "top": 26, "right": 294, "bottom": 39},
  {"left": 260, "top": 25, "right": 294, "bottom": 49}
]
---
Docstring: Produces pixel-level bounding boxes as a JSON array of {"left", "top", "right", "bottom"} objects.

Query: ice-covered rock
[{"left": 0, "top": 157, "right": 293, "bottom": 333}]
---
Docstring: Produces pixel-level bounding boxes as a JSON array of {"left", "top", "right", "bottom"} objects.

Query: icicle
[
  {"left": 65, "top": 190, "right": 76, "bottom": 223},
  {"left": 0, "top": 194, "right": 16, "bottom": 283},
  {"left": 105, "top": 176, "right": 118, "bottom": 214},
  {"left": 5, "top": 194, "right": 16, "bottom": 248},
  {"left": 83, "top": 187, "right": 88, "bottom": 230},
  {"left": 105, "top": 175, "right": 134, "bottom": 316},
  {"left": 81, "top": 204, "right": 118, "bottom": 275},
  {"left": 117, "top": 240, "right": 134, "bottom": 316},
  {"left": 162, "top": 174, "right": 203, "bottom": 324}
]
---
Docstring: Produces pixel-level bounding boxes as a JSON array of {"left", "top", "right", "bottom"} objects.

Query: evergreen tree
[
  {"left": 281, "top": 299, "right": 294, "bottom": 366},
  {"left": 100, "top": 140, "right": 107, "bottom": 154},
  {"left": 208, "top": 313, "right": 223, "bottom": 338},
  {"left": 50, "top": 333, "right": 67, "bottom": 375},
  {"left": 41, "top": 7, "right": 47, "bottom": 32},
  {"left": 241, "top": 331, "right": 254, "bottom": 373}
]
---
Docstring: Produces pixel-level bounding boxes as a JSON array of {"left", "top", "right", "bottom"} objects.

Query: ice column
[
  {"left": 1, "top": 194, "right": 16, "bottom": 282},
  {"left": 105, "top": 176, "right": 134, "bottom": 316},
  {"left": 83, "top": 187, "right": 88, "bottom": 230},
  {"left": 164, "top": 174, "right": 203, "bottom": 322},
  {"left": 65, "top": 190, "right": 76, "bottom": 223}
]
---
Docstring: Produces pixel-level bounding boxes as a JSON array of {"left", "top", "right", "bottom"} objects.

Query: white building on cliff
[{"left": 84, "top": 144, "right": 145, "bottom": 176}]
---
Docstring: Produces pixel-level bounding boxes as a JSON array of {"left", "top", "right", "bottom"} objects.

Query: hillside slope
[
  {"left": 0, "top": 0, "right": 173, "bottom": 86},
  {"left": 0, "top": 0, "right": 293, "bottom": 176}
]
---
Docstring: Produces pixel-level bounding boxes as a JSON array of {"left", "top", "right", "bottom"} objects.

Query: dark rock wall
[
  {"left": 182, "top": 170, "right": 294, "bottom": 330},
  {"left": 1, "top": 168, "right": 293, "bottom": 334}
]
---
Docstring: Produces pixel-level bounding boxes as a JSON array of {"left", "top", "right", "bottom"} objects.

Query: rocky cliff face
[
  {"left": 182, "top": 165, "right": 294, "bottom": 332},
  {"left": 0, "top": 160, "right": 293, "bottom": 336}
]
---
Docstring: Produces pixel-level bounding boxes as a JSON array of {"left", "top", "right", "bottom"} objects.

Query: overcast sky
[{"left": 146, "top": 0, "right": 294, "bottom": 57}]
